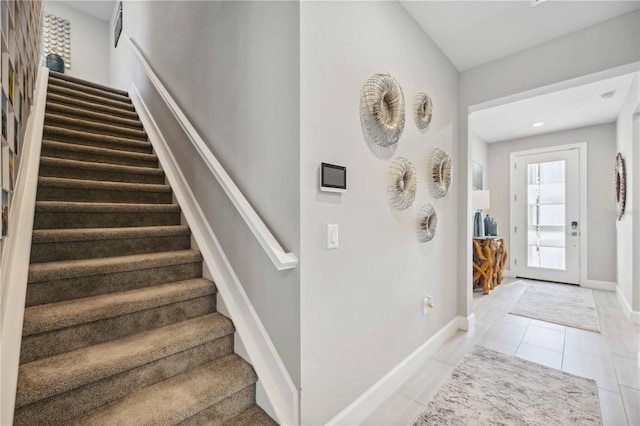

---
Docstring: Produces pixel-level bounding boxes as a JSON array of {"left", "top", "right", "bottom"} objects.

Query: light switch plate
[{"left": 327, "top": 224, "right": 338, "bottom": 249}]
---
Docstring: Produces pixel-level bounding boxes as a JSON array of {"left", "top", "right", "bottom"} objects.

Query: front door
[{"left": 512, "top": 148, "right": 580, "bottom": 284}]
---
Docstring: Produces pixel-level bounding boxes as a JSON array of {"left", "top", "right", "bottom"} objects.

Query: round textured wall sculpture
[
  {"left": 360, "top": 74, "right": 406, "bottom": 147},
  {"left": 416, "top": 203, "right": 438, "bottom": 242},
  {"left": 429, "top": 148, "right": 453, "bottom": 198},
  {"left": 615, "top": 152, "right": 626, "bottom": 221},
  {"left": 387, "top": 157, "right": 417, "bottom": 211},
  {"left": 413, "top": 93, "right": 433, "bottom": 130}
]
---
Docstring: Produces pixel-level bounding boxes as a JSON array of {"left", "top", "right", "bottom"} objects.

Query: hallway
[{"left": 366, "top": 280, "right": 640, "bottom": 425}]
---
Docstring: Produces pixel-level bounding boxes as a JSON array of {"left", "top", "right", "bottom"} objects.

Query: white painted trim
[
  {"left": 616, "top": 286, "right": 640, "bottom": 325},
  {"left": 130, "top": 86, "right": 299, "bottom": 425},
  {"left": 127, "top": 37, "right": 297, "bottom": 271},
  {"left": 0, "top": 67, "right": 49, "bottom": 426},
  {"left": 327, "top": 317, "right": 460, "bottom": 426},
  {"left": 457, "top": 313, "right": 476, "bottom": 331},
  {"left": 582, "top": 280, "right": 617, "bottom": 292},
  {"left": 509, "top": 143, "right": 588, "bottom": 285}
]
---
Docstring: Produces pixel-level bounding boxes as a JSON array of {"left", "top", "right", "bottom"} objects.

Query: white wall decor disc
[
  {"left": 615, "top": 152, "right": 626, "bottom": 221},
  {"left": 388, "top": 157, "right": 417, "bottom": 210},
  {"left": 429, "top": 148, "right": 452, "bottom": 198},
  {"left": 360, "top": 73, "right": 406, "bottom": 147},
  {"left": 413, "top": 92, "right": 433, "bottom": 130},
  {"left": 416, "top": 203, "right": 438, "bottom": 242}
]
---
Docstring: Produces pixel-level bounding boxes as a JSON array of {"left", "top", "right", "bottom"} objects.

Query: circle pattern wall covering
[
  {"left": 416, "top": 203, "right": 438, "bottom": 242},
  {"left": 43, "top": 13, "right": 71, "bottom": 69},
  {"left": 360, "top": 74, "right": 406, "bottom": 147},
  {"left": 413, "top": 93, "right": 433, "bottom": 130},
  {"left": 615, "top": 152, "right": 626, "bottom": 221},
  {"left": 429, "top": 148, "right": 453, "bottom": 198},
  {"left": 387, "top": 157, "right": 417, "bottom": 211}
]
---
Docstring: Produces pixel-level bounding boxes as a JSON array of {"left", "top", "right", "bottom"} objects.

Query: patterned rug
[
  {"left": 509, "top": 282, "right": 600, "bottom": 332},
  {"left": 413, "top": 346, "right": 602, "bottom": 426}
]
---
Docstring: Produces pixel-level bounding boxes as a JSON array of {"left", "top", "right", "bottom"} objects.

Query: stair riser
[
  {"left": 45, "top": 116, "right": 147, "bottom": 139},
  {"left": 43, "top": 129, "right": 152, "bottom": 154},
  {"left": 48, "top": 85, "right": 134, "bottom": 110},
  {"left": 49, "top": 72, "right": 129, "bottom": 97},
  {"left": 48, "top": 78, "right": 130, "bottom": 104},
  {"left": 36, "top": 186, "right": 172, "bottom": 204},
  {"left": 30, "top": 234, "right": 190, "bottom": 263},
  {"left": 39, "top": 164, "right": 165, "bottom": 185},
  {"left": 20, "top": 295, "right": 217, "bottom": 364},
  {"left": 27, "top": 262, "right": 202, "bottom": 306},
  {"left": 177, "top": 385, "right": 255, "bottom": 426},
  {"left": 41, "top": 144, "right": 158, "bottom": 168},
  {"left": 14, "top": 336, "right": 233, "bottom": 425},
  {"left": 46, "top": 102, "right": 144, "bottom": 129},
  {"left": 34, "top": 210, "right": 181, "bottom": 229},
  {"left": 47, "top": 94, "right": 139, "bottom": 120}
]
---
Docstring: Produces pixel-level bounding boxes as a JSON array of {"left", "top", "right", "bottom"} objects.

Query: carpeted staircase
[{"left": 13, "top": 71, "right": 277, "bottom": 425}]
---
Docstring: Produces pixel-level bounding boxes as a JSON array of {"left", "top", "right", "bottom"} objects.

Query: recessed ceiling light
[
  {"left": 532, "top": 122, "right": 545, "bottom": 127},
  {"left": 600, "top": 91, "right": 616, "bottom": 100}
]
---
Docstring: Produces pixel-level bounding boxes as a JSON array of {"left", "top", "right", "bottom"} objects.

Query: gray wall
[
  {"left": 108, "top": 1, "right": 301, "bottom": 386},
  {"left": 43, "top": 1, "right": 110, "bottom": 86},
  {"left": 300, "top": 2, "right": 459, "bottom": 423},
  {"left": 458, "top": 10, "right": 640, "bottom": 318},
  {"left": 487, "top": 123, "right": 617, "bottom": 283}
]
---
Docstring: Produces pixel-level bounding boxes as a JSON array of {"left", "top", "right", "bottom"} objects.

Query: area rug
[
  {"left": 509, "top": 282, "right": 600, "bottom": 332},
  {"left": 413, "top": 346, "right": 602, "bottom": 426}
]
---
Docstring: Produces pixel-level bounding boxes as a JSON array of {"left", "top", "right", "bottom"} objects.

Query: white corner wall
[
  {"left": 300, "top": 2, "right": 459, "bottom": 424},
  {"left": 486, "top": 123, "right": 617, "bottom": 283},
  {"left": 42, "top": 1, "right": 110, "bottom": 86},
  {"left": 470, "top": 132, "right": 489, "bottom": 189},
  {"left": 616, "top": 73, "right": 639, "bottom": 316}
]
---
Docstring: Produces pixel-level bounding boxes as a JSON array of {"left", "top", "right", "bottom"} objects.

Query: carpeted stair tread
[
  {"left": 46, "top": 101, "right": 144, "bottom": 129},
  {"left": 48, "top": 77, "right": 131, "bottom": 104},
  {"left": 42, "top": 140, "right": 158, "bottom": 168},
  {"left": 22, "top": 278, "right": 216, "bottom": 336},
  {"left": 37, "top": 176, "right": 171, "bottom": 193},
  {"left": 40, "top": 157, "right": 164, "bottom": 178},
  {"left": 48, "top": 85, "right": 135, "bottom": 111},
  {"left": 36, "top": 201, "right": 180, "bottom": 214},
  {"left": 28, "top": 249, "right": 202, "bottom": 284},
  {"left": 223, "top": 405, "right": 278, "bottom": 426},
  {"left": 44, "top": 125, "right": 152, "bottom": 153},
  {"left": 68, "top": 354, "right": 256, "bottom": 426},
  {"left": 16, "top": 313, "right": 235, "bottom": 408},
  {"left": 45, "top": 113, "right": 148, "bottom": 139},
  {"left": 47, "top": 93, "right": 139, "bottom": 120},
  {"left": 32, "top": 225, "right": 190, "bottom": 243},
  {"left": 49, "top": 71, "right": 129, "bottom": 97}
]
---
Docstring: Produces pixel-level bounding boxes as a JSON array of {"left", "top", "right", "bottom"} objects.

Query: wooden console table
[{"left": 473, "top": 237, "right": 507, "bottom": 294}]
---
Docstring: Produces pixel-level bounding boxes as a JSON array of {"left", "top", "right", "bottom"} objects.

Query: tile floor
[{"left": 364, "top": 279, "right": 640, "bottom": 425}]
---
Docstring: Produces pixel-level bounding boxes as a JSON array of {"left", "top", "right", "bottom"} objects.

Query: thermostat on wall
[{"left": 320, "top": 163, "right": 346, "bottom": 193}]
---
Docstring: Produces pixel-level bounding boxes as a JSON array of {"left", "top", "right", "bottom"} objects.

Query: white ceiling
[
  {"left": 400, "top": 0, "right": 640, "bottom": 71},
  {"left": 469, "top": 72, "right": 637, "bottom": 143},
  {"left": 58, "top": 0, "right": 115, "bottom": 22}
]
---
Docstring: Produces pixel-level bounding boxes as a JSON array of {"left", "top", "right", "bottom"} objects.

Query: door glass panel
[{"left": 527, "top": 160, "right": 566, "bottom": 270}]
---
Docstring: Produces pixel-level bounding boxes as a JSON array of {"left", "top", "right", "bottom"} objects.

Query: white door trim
[{"left": 509, "top": 142, "right": 588, "bottom": 285}]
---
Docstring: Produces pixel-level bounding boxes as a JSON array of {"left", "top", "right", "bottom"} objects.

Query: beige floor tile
[
  {"left": 516, "top": 342, "right": 563, "bottom": 370},
  {"left": 562, "top": 349, "right": 619, "bottom": 392},
  {"left": 399, "top": 358, "right": 455, "bottom": 405},
  {"left": 498, "top": 313, "right": 531, "bottom": 327},
  {"left": 478, "top": 338, "right": 518, "bottom": 356},
  {"left": 363, "top": 392, "right": 424, "bottom": 426},
  {"left": 521, "top": 325, "right": 565, "bottom": 352},
  {"left": 565, "top": 327, "right": 611, "bottom": 359},
  {"left": 482, "top": 320, "right": 527, "bottom": 347},
  {"left": 612, "top": 354, "right": 640, "bottom": 390},
  {"left": 598, "top": 387, "right": 629, "bottom": 426},
  {"left": 529, "top": 318, "right": 567, "bottom": 332},
  {"left": 620, "top": 386, "right": 640, "bottom": 426}
]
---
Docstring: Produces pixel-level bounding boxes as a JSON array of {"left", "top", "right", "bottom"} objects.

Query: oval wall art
[
  {"left": 615, "top": 152, "right": 626, "bottom": 220},
  {"left": 416, "top": 203, "right": 438, "bottom": 242},
  {"left": 387, "top": 157, "right": 417, "bottom": 211},
  {"left": 360, "top": 74, "right": 406, "bottom": 148},
  {"left": 429, "top": 148, "right": 453, "bottom": 198},
  {"left": 413, "top": 92, "right": 433, "bottom": 130}
]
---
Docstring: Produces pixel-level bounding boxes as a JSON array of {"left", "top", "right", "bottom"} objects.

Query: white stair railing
[{"left": 0, "top": 66, "right": 49, "bottom": 426}]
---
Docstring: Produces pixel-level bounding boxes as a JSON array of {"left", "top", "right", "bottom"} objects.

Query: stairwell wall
[
  {"left": 108, "top": 0, "right": 301, "bottom": 387},
  {"left": 300, "top": 2, "right": 459, "bottom": 423}
]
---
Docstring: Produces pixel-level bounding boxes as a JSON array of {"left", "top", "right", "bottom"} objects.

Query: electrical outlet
[{"left": 422, "top": 296, "right": 434, "bottom": 314}]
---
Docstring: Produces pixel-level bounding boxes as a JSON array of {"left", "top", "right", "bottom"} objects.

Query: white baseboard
[
  {"left": 582, "top": 280, "right": 617, "bottom": 292},
  {"left": 616, "top": 287, "right": 640, "bottom": 325},
  {"left": 457, "top": 313, "right": 476, "bottom": 331},
  {"left": 130, "top": 85, "right": 299, "bottom": 425},
  {"left": 327, "top": 317, "right": 460, "bottom": 425}
]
